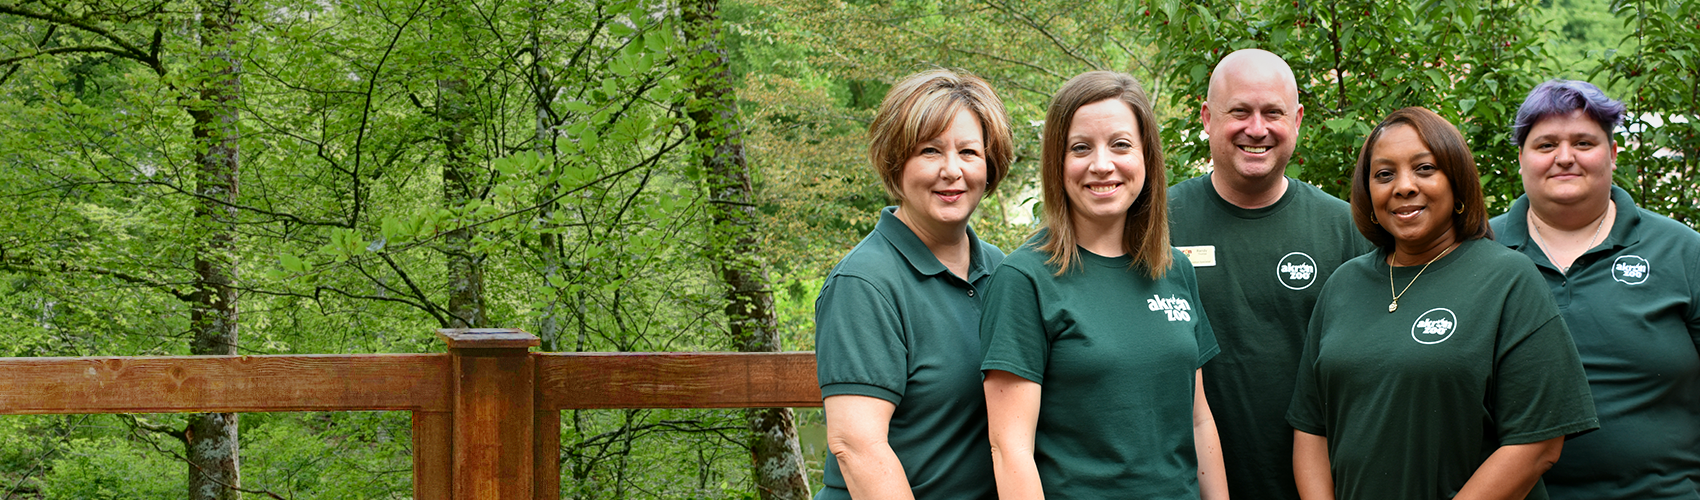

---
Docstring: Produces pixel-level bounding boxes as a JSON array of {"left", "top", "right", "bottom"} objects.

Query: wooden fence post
[{"left": 438, "top": 328, "right": 540, "bottom": 499}]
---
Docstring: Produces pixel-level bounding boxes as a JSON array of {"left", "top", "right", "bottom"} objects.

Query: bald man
[{"left": 1167, "top": 49, "right": 1373, "bottom": 499}]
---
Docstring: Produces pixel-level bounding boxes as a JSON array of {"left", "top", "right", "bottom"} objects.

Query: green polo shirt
[
  {"left": 814, "top": 207, "right": 1001, "bottom": 500},
  {"left": 1287, "top": 238, "right": 1599, "bottom": 500},
  {"left": 1491, "top": 186, "right": 1700, "bottom": 500},
  {"left": 979, "top": 233, "right": 1219, "bottom": 498},
  {"left": 1168, "top": 174, "right": 1373, "bottom": 500}
]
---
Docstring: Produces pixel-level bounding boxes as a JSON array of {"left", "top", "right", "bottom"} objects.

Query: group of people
[{"left": 812, "top": 48, "right": 1700, "bottom": 500}]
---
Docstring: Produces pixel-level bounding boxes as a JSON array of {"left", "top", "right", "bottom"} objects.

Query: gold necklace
[
  {"left": 1388, "top": 242, "right": 1460, "bottom": 313},
  {"left": 1528, "top": 201, "right": 1610, "bottom": 274}
]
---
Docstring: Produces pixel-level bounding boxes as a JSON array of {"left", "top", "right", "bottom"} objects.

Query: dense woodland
[{"left": 0, "top": 0, "right": 1695, "bottom": 498}]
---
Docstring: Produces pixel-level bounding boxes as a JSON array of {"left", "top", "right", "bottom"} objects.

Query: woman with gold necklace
[
  {"left": 1490, "top": 80, "right": 1700, "bottom": 500},
  {"left": 1287, "top": 107, "right": 1598, "bottom": 500}
]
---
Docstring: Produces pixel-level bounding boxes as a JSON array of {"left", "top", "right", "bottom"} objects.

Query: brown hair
[
  {"left": 1037, "top": 71, "right": 1170, "bottom": 277},
  {"left": 1349, "top": 107, "right": 1493, "bottom": 253},
  {"left": 866, "top": 69, "right": 1014, "bottom": 202}
]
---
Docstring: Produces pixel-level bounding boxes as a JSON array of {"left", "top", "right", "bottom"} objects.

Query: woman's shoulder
[
  {"left": 825, "top": 229, "right": 906, "bottom": 281},
  {"left": 992, "top": 232, "right": 1051, "bottom": 269},
  {"left": 1466, "top": 237, "right": 1542, "bottom": 270}
]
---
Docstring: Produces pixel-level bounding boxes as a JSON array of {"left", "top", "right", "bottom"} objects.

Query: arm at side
[
  {"left": 1293, "top": 430, "right": 1334, "bottom": 500},
  {"left": 1453, "top": 436, "right": 1564, "bottom": 500},
  {"left": 823, "top": 394, "right": 915, "bottom": 500},
  {"left": 1193, "top": 369, "right": 1229, "bottom": 500},
  {"left": 984, "top": 370, "right": 1044, "bottom": 500}
]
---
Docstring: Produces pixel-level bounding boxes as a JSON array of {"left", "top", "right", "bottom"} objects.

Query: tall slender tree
[
  {"left": 0, "top": 1, "right": 247, "bottom": 497},
  {"left": 683, "top": 0, "right": 810, "bottom": 497},
  {"left": 184, "top": 0, "right": 245, "bottom": 496},
  {"left": 434, "top": 0, "right": 487, "bottom": 329}
]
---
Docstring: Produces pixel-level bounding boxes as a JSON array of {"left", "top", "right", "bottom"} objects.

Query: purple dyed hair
[{"left": 1510, "top": 79, "right": 1626, "bottom": 148}]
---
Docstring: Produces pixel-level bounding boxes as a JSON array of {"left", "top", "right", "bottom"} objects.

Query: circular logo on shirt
[
  {"left": 1411, "top": 308, "right": 1458, "bottom": 345},
  {"left": 1276, "top": 252, "right": 1319, "bottom": 290},
  {"left": 1612, "top": 255, "right": 1650, "bottom": 285}
]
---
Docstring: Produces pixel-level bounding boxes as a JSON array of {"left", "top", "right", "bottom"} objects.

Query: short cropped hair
[
  {"left": 1037, "top": 71, "right": 1170, "bottom": 278},
  {"left": 867, "top": 69, "right": 1014, "bottom": 202},
  {"left": 1511, "top": 79, "right": 1627, "bottom": 148},
  {"left": 1350, "top": 107, "right": 1493, "bottom": 253}
]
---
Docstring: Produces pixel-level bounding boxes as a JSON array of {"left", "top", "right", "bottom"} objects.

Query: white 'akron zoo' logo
[
  {"left": 1276, "top": 252, "right": 1319, "bottom": 290},
  {"left": 1411, "top": 308, "right": 1458, "bottom": 345},
  {"left": 1147, "top": 294, "right": 1194, "bottom": 322},
  {"left": 1613, "top": 255, "right": 1650, "bottom": 285}
]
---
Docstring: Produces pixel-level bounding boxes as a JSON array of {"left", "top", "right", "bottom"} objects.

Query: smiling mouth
[
  {"left": 936, "top": 190, "right": 965, "bottom": 202},
  {"left": 1239, "top": 145, "right": 1271, "bottom": 154},
  {"left": 1392, "top": 206, "right": 1424, "bottom": 220},
  {"left": 1088, "top": 182, "right": 1122, "bottom": 194}
]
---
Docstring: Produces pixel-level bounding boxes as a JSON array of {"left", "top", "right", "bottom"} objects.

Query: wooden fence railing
[{"left": 0, "top": 328, "right": 823, "bottom": 499}]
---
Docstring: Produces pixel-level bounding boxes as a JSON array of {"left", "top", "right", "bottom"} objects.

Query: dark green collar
[
  {"left": 874, "top": 206, "right": 991, "bottom": 283},
  {"left": 1500, "top": 185, "right": 1644, "bottom": 252},
  {"left": 1199, "top": 172, "right": 1300, "bottom": 219}
]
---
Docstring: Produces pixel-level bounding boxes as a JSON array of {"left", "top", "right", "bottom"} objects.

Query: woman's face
[
  {"left": 1368, "top": 124, "right": 1457, "bottom": 251},
  {"left": 1519, "top": 109, "right": 1616, "bottom": 207},
  {"left": 1062, "top": 99, "right": 1145, "bottom": 230},
  {"left": 896, "top": 108, "right": 987, "bottom": 231}
]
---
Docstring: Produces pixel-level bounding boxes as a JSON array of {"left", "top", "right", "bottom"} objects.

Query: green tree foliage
[
  {"left": 1146, "top": 0, "right": 1549, "bottom": 212},
  {"left": 0, "top": 0, "right": 1695, "bottom": 497},
  {"left": 1596, "top": 0, "right": 1700, "bottom": 225}
]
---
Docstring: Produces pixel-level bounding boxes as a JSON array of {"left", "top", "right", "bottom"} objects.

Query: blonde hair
[
  {"left": 867, "top": 69, "right": 1015, "bottom": 202},
  {"left": 1037, "top": 71, "right": 1170, "bottom": 278}
]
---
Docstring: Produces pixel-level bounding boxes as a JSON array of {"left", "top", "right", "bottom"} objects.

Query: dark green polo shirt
[
  {"left": 1288, "top": 238, "right": 1599, "bottom": 500},
  {"left": 1492, "top": 186, "right": 1700, "bottom": 500},
  {"left": 980, "top": 233, "right": 1218, "bottom": 498},
  {"left": 813, "top": 207, "right": 1001, "bottom": 500},
  {"left": 1168, "top": 174, "right": 1373, "bottom": 500}
]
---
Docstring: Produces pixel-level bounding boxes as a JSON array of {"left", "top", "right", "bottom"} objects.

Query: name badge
[{"left": 1178, "top": 245, "right": 1216, "bottom": 267}]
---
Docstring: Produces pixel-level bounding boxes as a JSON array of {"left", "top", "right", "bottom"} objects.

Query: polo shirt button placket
[{"left": 967, "top": 289, "right": 975, "bottom": 297}]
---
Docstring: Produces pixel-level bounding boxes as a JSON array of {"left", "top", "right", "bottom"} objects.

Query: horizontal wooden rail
[
  {"left": 0, "top": 331, "right": 824, "bottom": 500},
  {"left": 537, "top": 352, "right": 821, "bottom": 409},
  {"left": 0, "top": 354, "right": 451, "bottom": 414}
]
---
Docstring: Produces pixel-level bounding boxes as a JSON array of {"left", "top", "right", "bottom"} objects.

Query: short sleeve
[
  {"left": 814, "top": 274, "right": 907, "bottom": 404},
  {"left": 1286, "top": 298, "right": 1328, "bottom": 436},
  {"left": 979, "top": 265, "right": 1049, "bottom": 384},
  {"left": 1490, "top": 283, "right": 1600, "bottom": 445}
]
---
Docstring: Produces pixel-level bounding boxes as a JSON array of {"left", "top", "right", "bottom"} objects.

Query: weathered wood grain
[
  {"left": 535, "top": 352, "right": 822, "bottom": 410},
  {"left": 0, "top": 354, "right": 451, "bottom": 414},
  {"left": 448, "top": 336, "right": 535, "bottom": 500},
  {"left": 412, "top": 410, "right": 453, "bottom": 500}
]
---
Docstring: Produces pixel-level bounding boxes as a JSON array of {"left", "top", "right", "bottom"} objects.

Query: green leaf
[
  {"left": 1324, "top": 117, "right": 1357, "bottom": 133},
  {"left": 279, "top": 253, "right": 306, "bottom": 273},
  {"left": 1458, "top": 98, "right": 1477, "bottom": 114}
]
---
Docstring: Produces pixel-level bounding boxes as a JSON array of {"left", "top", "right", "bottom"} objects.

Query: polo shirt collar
[
  {"left": 1500, "top": 185, "right": 1644, "bottom": 253},
  {"left": 874, "top": 206, "right": 991, "bottom": 283}
]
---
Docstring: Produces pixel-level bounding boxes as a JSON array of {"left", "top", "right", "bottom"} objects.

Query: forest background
[{"left": 0, "top": 0, "right": 1695, "bottom": 498}]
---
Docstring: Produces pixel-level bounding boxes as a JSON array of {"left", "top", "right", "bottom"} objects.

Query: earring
[
  {"left": 1370, "top": 212, "right": 1378, "bottom": 224},
  {"left": 1456, "top": 203, "right": 1464, "bottom": 214}
]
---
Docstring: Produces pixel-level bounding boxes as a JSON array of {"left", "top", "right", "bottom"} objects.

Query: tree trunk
[
  {"left": 682, "top": 1, "right": 811, "bottom": 498},
  {"left": 185, "top": 0, "right": 242, "bottom": 498},
  {"left": 437, "top": 3, "right": 486, "bottom": 330}
]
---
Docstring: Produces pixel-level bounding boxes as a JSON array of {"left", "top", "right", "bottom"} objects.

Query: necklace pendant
[{"left": 1389, "top": 301, "right": 1398, "bottom": 313}]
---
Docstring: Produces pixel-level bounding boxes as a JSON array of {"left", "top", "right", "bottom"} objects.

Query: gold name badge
[{"left": 1178, "top": 245, "right": 1216, "bottom": 268}]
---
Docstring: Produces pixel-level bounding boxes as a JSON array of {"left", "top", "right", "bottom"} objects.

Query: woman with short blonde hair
[{"left": 815, "top": 68, "right": 1013, "bottom": 500}]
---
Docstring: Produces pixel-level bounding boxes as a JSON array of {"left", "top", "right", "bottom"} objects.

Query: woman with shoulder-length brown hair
[
  {"left": 813, "top": 68, "right": 1014, "bottom": 500},
  {"left": 979, "top": 70, "right": 1228, "bottom": 499},
  {"left": 1287, "top": 106, "right": 1598, "bottom": 500}
]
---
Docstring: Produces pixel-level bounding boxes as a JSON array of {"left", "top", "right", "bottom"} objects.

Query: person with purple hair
[{"left": 1490, "top": 79, "right": 1700, "bottom": 500}]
